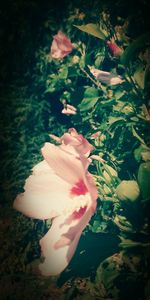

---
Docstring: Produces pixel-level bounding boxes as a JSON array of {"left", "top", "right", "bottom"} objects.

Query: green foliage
[
  {"left": 79, "top": 86, "right": 99, "bottom": 111},
  {"left": 138, "top": 162, "right": 150, "bottom": 200},
  {"left": 121, "top": 31, "right": 150, "bottom": 66}
]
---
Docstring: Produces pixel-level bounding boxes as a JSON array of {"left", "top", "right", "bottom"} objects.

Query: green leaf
[
  {"left": 113, "top": 214, "right": 135, "bottom": 232},
  {"left": 59, "top": 67, "right": 68, "bottom": 79},
  {"left": 138, "top": 161, "right": 150, "bottom": 200},
  {"left": 144, "top": 63, "right": 150, "bottom": 90},
  {"left": 100, "top": 99, "right": 116, "bottom": 107},
  {"left": 134, "top": 145, "right": 144, "bottom": 162},
  {"left": 79, "top": 97, "right": 99, "bottom": 111},
  {"left": 108, "top": 116, "right": 126, "bottom": 126},
  {"left": 114, "top": 90, "right": 126, "bottom": 100},
  {"left": 119, "top": 237, "right": 150, "bottom": 249},
  {"left": 119, "top": 237, "right": 142, "bottom": 249},
  {"left": 79, "top": 87, "right": 99, "bottom": 111},
  {"left": 133, "top": 66, "right": 146, "bottom": 89},
  {"left": 96, "top": 258, "right": 120, "bottom": 288},
  {"left": 121, "top": 31, "right": 150, "bottom": 66},
  {"left": 84, "top": 86, "right": 99, "bottom": 98},
  {"left": 91, "top": 220, "right": 107, "bottom": 233},
  {"left": 134, "top": 144, "right": 150, "bottom": 162},
  {"left": 103, "top": 165, "right": 118, "bottom": 183},
  {"left": 74, "top": 23, "right": 106, "bottom": 40}
]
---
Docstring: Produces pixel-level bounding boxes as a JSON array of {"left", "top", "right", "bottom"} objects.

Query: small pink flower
[
  {"left": 62, "top": 104, "right": 77, "bottom": 115},
  {"left": 89, "top": 67, "right": 124, "bottom": 85},
  {"left": 13, "top": 131, "right": 98, "bottom": 276},
  {"left": 106, "top": 40, "right": 123, "bottom": 57},
  {"left": 50, "top": 31, "right": 74, "bottom": 60}
]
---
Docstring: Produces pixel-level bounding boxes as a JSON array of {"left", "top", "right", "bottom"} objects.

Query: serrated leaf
[
  {"left": 138, "top": 161, "right": 150, "bottom": 199},
  {"left": 74, "top": 23, "right": 106, "bottom": 40},
  {"left": 121, "top": 31, "right": 150, "bottom": 66}
]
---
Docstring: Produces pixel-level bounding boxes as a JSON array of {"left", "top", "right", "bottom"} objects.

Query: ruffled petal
[
  {"left": 55, "top": 31, "right": 74, "bottom": 52},
  {"left": 41, "top": 143, "right": 86, "bottom": 185},
  {"left": 13, "top": 160, "right": 71, "bottom": 220},
  {"left": 51, "top": 40, "right": 63, "bottom": 59},
  {"left": 39, "top": 204, "right": 94, "bottom": 276},
  {"left": 60, "top": 132, "right": 93, "bottom": 157},
  {"left": 86, "top": 172, "right": 98, "bottom": 205}
]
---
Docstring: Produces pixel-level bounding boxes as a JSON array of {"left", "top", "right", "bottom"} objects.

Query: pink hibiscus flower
[
  {"left": 50, "top": 31, "right": 74, "bottom": 60},
  {"left": 13, "top": 130, "right": 98, "bottom": 276}
]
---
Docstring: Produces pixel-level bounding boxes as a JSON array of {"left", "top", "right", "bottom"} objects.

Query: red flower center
[{"left": 70, "top": 179, "right": 88, "bottom": 196}]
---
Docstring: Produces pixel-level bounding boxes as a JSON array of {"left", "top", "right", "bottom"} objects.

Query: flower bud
[
  {"left": 106, "top": 41, "right": 123, "bottom": 57},
  {"left": 116, "top": 180, "right": 140, "bottom": 202},
  {"left": 103, "top": 166, "right": 118, "bottom": 183}
]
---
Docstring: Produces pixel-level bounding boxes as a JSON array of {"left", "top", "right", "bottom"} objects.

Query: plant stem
[{"left": 79, "top": 66, "right": 106, "bottom": 94}]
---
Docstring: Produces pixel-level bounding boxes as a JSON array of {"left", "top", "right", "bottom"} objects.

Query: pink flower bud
[
  {"left": 90, "top": 131, "right": 101, "bottom": 139},
  {"left": 61, "top": 104, "right": 77, "bottom": 115},
  {"left": 106, "top": 41, "right": 123, "bottom": 57}
]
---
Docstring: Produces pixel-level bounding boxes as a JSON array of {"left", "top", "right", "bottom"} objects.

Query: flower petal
[
  {"left": 61, "top": 129, "right": 94, "bottom": 157},
  {"left": 13, "top": 160, "right": 71, "bottom": 219},
  {"left": 89, "top": 67, "right": 124, "bottom": 85},
  {"left": 86, "top": 172, "right": 98, "bottom": 205},
  {"left": 39, "top": 204, "right": 94, "bottom": 276},
  {"left": 41, "top": 143, "right": 86, "bottom": 184}
]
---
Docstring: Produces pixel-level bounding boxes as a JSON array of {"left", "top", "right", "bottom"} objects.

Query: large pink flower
[
  {"left": 50, "top": 31, "right": 74, "bottom": 60},
  {"left": 13, "top": 131, "right": 98, "bottom": 276}
]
